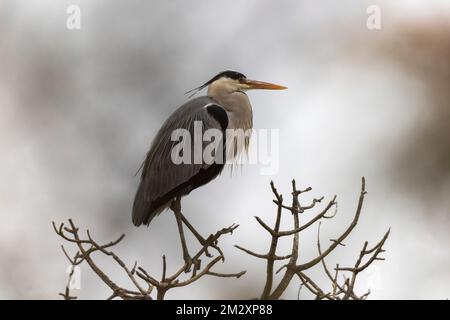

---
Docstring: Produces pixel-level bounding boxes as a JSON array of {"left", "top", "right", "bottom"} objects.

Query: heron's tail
[{"left": 132, "top": 184, "right": 167, "bottom": 226}]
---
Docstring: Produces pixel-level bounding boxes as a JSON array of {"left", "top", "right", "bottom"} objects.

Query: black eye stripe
[
  {"left": 206, "top": 70, "right": 246, "bottom": 84},
  {"left": 218, "top": 70, "right": 246, "bottom": 80},
  {"left": 185, "top": 70, "right": 247, "bottom": 98}
]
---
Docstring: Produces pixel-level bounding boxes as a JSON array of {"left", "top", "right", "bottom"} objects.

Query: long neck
[
  {"left": 208, "top": 81, "right": 253, "bottom": 161},
  {"left": 207, "top": 82, "right": 253, "bottom": 132}
]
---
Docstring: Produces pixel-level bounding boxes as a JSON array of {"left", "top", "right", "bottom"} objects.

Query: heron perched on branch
[{"left": 133, "top": 70, "right": 287, "bottom": 270}]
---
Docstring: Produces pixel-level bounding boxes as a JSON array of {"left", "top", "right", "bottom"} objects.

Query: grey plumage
[{"left": 132, "top": 97, "right": 227, "bottom": 226}]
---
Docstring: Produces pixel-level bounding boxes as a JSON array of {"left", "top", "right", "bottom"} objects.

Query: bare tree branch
[
  {"left": 53, "top": 218, "right": 244, "bottom": 300},
  {"left": 237, "top": 177, "right": 390, "bottom": 300}
]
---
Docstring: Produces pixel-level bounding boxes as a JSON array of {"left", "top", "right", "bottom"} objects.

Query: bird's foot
[
  {"left": 200, "top": 224, "right": 239, "bottom": 259},
  {"left": 200, "top": 238, "right": 225, "bottom": 258},
  {"left": 197, "top": 238, "right": 214, "bottom": 258},
  {"left": 183, "top": 254, "right": 201, "bottom": 274}
]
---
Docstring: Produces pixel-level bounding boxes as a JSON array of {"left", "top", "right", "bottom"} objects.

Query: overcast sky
[{"left": 0, "top": 0, "right": 449, "bottom": 299}]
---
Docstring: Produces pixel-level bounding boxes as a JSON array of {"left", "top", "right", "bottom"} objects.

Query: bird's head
[{"left": 186, "top": 70, "right": 287, "bottom": 98}]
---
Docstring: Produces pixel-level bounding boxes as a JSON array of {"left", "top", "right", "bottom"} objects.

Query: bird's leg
[
  {"left": 179, "top": 213, "right": 214, "bottom": 257},
  {"left": 170, "top": 196, "right": 201, "bottom": 273}
]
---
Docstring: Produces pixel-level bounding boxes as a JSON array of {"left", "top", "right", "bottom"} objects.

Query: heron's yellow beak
[{"left": 241, "top": 79, "right": 287, "bottom": 90}]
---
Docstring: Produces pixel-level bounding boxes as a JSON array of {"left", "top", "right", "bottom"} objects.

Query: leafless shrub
[{"left": 53, "top": 177, "right": 389, "bottom": 300}]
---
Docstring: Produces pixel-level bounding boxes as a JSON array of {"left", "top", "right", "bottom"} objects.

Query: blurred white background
[{"left": 0, "top": 0, "right": 449, "bottom": 299}]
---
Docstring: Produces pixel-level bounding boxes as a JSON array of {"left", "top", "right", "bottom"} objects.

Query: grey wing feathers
[{"left": 132, "top": 97, "right": 225, "bottom": 226}]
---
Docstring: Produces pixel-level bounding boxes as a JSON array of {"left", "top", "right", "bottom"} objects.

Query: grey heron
[{"left": 133, "top": 70, "right": 286, "bottom": 269}]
